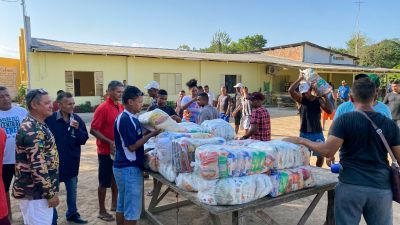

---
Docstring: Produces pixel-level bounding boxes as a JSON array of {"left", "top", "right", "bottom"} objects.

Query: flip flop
[{"left": 97, "top": 212, "right": 114, "bottom": 222}]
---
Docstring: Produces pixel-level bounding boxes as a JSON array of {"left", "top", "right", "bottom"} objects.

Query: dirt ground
[{"left": 9, "top": 108, "right": 400, "bottom": 225}]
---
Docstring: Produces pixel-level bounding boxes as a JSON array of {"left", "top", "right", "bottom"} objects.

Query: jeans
[
  {"left": 335, "top": 182, "right": 393, "bottom": 225},
  {"left": 52, "top": 176, "right": 79, "bottom": 224}
]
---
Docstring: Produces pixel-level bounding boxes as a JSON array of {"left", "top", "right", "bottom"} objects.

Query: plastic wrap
[
  {"left": 172, "top": 137, "right": 226, "bottom": 173},
  {"left": 248, "top": 140, "right": 310, "bottom": 169},
  {"left": 179, "top": 122, "right": 209, "bottom": 133},
  {"left": 226, "top": 139, "right": 261, "bottom": 147},
  {"left": 139, "top": 109, "right": 186, "bottom": 132},
  {"left": 269, "top": 166, "right": 316, "bottom": 197},
  {"left": 144, "top": 150, "right": 159, "bottom": 172},
  {"left": 300, "top": 68, "right": 332, "bottom": 96},
  {"left": 194, "top": 145, "right": 274, "bottom": 180},
  {"left": 158, "top": 163, "right": 177, "bottom": 182},
  {"left": 197, "top": 174, "right": 272, "bottom": 205},
  {"left": 175, "top": 173, "right": 210, "bottom": 192},
  {"left": 201, "top": 119, "right": 235, "bottom": 140}
]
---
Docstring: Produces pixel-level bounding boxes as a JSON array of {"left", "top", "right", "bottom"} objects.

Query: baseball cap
[
  {"left": 247, "top": 92, "right": 265, "bottom": 101},
  {"left": 144, "top": 81, "right": 160, "bottom": 90},
  {"left": 299, "top": 82, "right": 311, "bottom": 94},
  {"left": 233, "top": 83, "right": 243, "bottom": 88},
  {"left": 367, "top": 73, "right": 380, "bottom": 87}
]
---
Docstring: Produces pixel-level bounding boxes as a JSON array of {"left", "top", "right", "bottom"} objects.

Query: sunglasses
[{"left": 26, "top": 88, "right": 48, "bottom": 105}]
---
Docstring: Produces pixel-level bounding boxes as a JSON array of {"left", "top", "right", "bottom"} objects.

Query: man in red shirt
[
  {"left": 0, "top": 128, "right": 10, "bottom": 225},
  {"left": 90, "top": 81, "right": 124, "bottom": 221},
  {"left": 52, "top": 90, "right": 64, "bottom": 112},
  {"left": 240, "top": 92, "right": 271, "bottom": 141}
]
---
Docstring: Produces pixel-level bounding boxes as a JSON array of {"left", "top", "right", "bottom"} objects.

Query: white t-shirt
[
  {"left": 0, "top": 106, "right": 28, "bottom": 164},
  {"left": 207, "top": 92, "right": 215, "bottom": 106}
]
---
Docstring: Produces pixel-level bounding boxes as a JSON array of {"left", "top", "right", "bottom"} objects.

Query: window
[
  {"left": 65, "top": 71, "right": 103, "bottom": 97},
  {"left": 220, "top": 74, "right": 242, "bottom": 93},
  {"left": 153, "top": 73, "right": 182, "bottom": 95}
]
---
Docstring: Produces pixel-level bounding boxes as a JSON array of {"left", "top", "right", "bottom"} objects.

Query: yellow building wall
[
  {"left": 0, "top": 57, "right": 20, "bottom": 98},
  {"left": 30, "top": 52, "right": 269, "bottom": 105}
]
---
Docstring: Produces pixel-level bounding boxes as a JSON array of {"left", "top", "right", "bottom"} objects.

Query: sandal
[
  {"left": 97, "top": 212, "right": 114, "bottom": 222},
  {"left": 146, "top": 189, "right": 153, "bottom": 197}
]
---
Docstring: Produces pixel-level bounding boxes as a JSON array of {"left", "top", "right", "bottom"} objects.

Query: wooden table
[{"left": 144, "top": 167, "right": 338, "bottom": 225}]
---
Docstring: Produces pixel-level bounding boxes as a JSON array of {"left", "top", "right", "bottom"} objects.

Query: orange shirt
[
  {"left": 0, "top": 128, "right": 8, "bottom": 219},
  {"left": 91, "top": 98, "right": 124, "bottom": 155}
]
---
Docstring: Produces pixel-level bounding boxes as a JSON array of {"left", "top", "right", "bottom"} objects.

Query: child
[
  {"left": 197, "top": 92, "right": 219, "bottom": 124},
  {"left": 148, "top": 89, "right": 181, "bottom": 122},
  {"left": 113, "top": 86, "right": 160, "bottom": 225}
]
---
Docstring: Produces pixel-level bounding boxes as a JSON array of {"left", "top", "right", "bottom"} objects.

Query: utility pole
[
  {"left": 21, "top": 0, "right": 31, "bottom": 89},
  {"left": 354, "top": 0, "right": 363, "bottom": 57}
]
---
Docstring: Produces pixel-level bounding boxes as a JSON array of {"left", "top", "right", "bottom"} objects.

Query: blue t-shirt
[
  {"left": 338, "top": 85, "right": 350, "bottom": 99},
  {"left": 334, "top": 101, "right": 392, "bottom": 120},
  {"left": 113, "top": 110, "right": 144, "bottom": 168}
]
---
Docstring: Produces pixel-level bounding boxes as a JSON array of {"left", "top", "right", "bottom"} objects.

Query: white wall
[{"left": 303, "top": 44, "right": 354, "bottom": 65}]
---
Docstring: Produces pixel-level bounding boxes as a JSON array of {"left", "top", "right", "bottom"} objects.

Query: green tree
[
  {"left": 177, "top": 44, "right": 191, "bottom": 51},
  {"left": 236, "top": 34, "right": 267, "bottom": 52},
  {"left": 208, "top": 31, "right": 232, "bottom": 53},
  {"left": 327, "top": 46, "right": 349, "bottom": 55},
  {"left": 346, "top": 33, "right": 371, "bottom": 57},
  {"left": 359, "top": 39, "right": 400, "bottom": 68}
]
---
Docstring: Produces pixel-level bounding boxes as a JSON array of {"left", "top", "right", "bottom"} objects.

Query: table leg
[
  {"left": 254, "top": 210, "right": 280, "bottom": 225},
  {"left": 148, "top": 179, "right": 163, "bottom": 212},
  {"left": 324, "top": 190, "right": 335, "bottom": 225},
  {"left": 297, "top": 192, "right": 324, "bottom": 225},
  {"left": 210, "top": 213, "right": 223, "bottom": 225}
]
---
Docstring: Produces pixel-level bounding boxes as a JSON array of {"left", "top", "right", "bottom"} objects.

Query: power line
[
  {"left": 0, "top": 0, "right": 19, "bottom": 2},
  {"left": 354, "top": 0, "right": 364, "bottom": 57}
]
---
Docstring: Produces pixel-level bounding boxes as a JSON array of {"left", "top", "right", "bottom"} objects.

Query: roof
[
  {"left": 30, "top": 38, "right": 400, "bottom": 73},
  {"left": 258, "top": 41, "right": 359, "bottom": 59}
]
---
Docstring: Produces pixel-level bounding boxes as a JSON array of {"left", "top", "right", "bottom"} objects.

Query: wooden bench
[{"left": 144, "top": 167, "right": 338, "bottom": 225}]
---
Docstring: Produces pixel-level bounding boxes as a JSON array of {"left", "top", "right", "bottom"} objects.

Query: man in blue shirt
[
  {"left": 45, "top": 92, "right": 89, "bottom": 224},
  {"left": 337, "top": 80, "right": 350, "bottom": 104},
  {"left": 113, "top": 86, "right": 160, "bottom": 225}
]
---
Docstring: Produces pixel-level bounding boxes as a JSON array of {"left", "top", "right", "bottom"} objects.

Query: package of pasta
[
  {"left": 144, "top": 150, "right": 159, "bottom": 172},
  {"left": 248, "top": 140, "right": 310, "bottom": 169},
  {"left": 139, "top": 109, "right": 186, "bottom": 132},
  {"left": 201, "top": 119, "right": 235, "bottom": 140},
  {"left": 172, "top": 137, "right": 225, "bottom": 173},
  {"left": 197, "top": 174, "right": 272, "bottom": 205},
  {"left": 269, "top": 166, "right": 316, "bottom": 197}
]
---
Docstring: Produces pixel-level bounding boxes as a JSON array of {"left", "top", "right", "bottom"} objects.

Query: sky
[{"left": 1, "top": 0, "right": 399, "bottom": 59}]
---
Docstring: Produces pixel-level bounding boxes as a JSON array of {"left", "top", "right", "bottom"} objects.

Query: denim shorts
[
  {"left": 113, "top": 166, "right": 143, "bottom": 221},
  {"left": 300, "top": 132, "right": 325, "bottom": 156}
]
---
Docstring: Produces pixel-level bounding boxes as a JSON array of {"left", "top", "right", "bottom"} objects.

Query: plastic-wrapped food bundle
[
  {"left": 201, "top": 119, "right": 235, "bottom": 140},
  {"left": 139, "top": 109, "right": 186, "bottom": 132},
  {"left": 159, "top": 163, "right": 177, "bottom": 182},
  {"left": 156, "top": 132, "right": 213, "bottom": 165},
  {"left": 144, "top": 150, "right": 159, "bottom": 172},
  {"left": 197, "top": 174, "right": 272, "bottom": 205},
  {"left": 248, "top": 140, "right": 310, "bottom": 169},
  {"left": 194, "top": 145, "right": 274, "bottom": 180},
  {"left": 300, "top": 68, "right": 332, "bottom": 96},
  {"left": 172, "top": 137, "right": 226, "bottom": 173},
  {"left": 175, "top": 173, "right": 211, "bottom": 192},
  {"left": 226, "top": 139, "right": 261, "bottom": 147},
  {"left": 179, "top": 122, "right": 209, "bottom": 133},
  {"left": 269, "top": 166, "right": 316, "bottom": 197}
]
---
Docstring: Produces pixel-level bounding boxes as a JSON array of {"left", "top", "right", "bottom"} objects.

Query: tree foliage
[
  {"left": 346, "top": 33, "right": 371, "bottom": 57},
  {"left": 359, "top": 39, "right": 400, "bottom": 68},
  {"left": 229, "top": 34, "right": 267, "bottom": 53},
  {"left": 177, "top": 44, "right": 191, "bottom": 51}
]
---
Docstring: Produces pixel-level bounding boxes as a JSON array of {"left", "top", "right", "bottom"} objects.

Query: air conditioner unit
[{"left": 267, "top": 65, "right": 278, "bottom": 75}]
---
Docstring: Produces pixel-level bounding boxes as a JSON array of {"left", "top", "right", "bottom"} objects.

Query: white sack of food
[
  {"left": 248, "top": 140, "right": 310, "bottom": 169},
  {"left": 139, "top": 109, "right": 186, "bottom": 132},
  {"left": 172, "top": 137, "right": 225, "bottom": 173},
  {"left": 179, "top": 122, "right": 209, "bottom": 133},
  {"left": 201, "top": 119, "right": 235, "bottom": 140},
  {"left": 269, "top": 166, "right": 316, "bottom": 197},
  {"left": 158, "top": 163, "right": 177, "bottom": 182},
  {"left": 144, "top": 150, "right": 159, "bottom": 172},
  {"left": 197, "top": 174, "right": 272, "bottom": 205},
  {"left": 226, "top": 139, "right": 261, "bottom": 147},
  {"left": 300, "top": 68, "right": 332, "bottom": 96},
  {"left": 175, "top": 173, "right": 211, "bottom": 192}
]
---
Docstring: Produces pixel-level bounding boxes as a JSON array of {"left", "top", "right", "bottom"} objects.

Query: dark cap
[{"left": 247, "top": 92, "right": 265, "bottom": 101}]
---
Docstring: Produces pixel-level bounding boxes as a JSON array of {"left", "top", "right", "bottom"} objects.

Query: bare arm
[
  {"left": 283, "top": 135, "right": 343, "bottom": 158},
  {"left": 242, "top": 124, "right": 258, "bottom": 139},
  {"left": 181, "top": 98, "right": 196, "bottom": 110},
  {"left": 288, "top": 74, "right": 304, "bottom": 104},
  {"left": 319, "top": 95, "right": 333, "bottom": 114},
  {"left": 90, "top": 128, "right": 113, "bottom": 145},
  {"left": 392, "top": 145, "right": 400, "bottom": 163}
]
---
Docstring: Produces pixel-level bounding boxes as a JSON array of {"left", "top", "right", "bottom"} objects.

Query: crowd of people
[{"left": 0, "top": 73, "right": 399, "bottom": 225}]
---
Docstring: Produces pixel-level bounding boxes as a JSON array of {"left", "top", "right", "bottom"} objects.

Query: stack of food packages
[{"left": 142, "top": 111, "right": 316, "bottom": 205}]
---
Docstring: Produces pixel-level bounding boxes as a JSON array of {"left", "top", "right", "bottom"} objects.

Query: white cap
[
  {"left": 299, "top": 82, "right": 310, "bottom": 94},
  {"left": 233, "top": 83, "right": 243, "bottom": 88},
  {"left": 144, "top": 81, "right": 160, "bottom": 90}
]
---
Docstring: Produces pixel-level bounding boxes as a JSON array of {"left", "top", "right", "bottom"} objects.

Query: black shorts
[
  {"left": 98, "top": 154, "right": 114, "bottom": 188},
  {"left": 234, "top": 112, "right": 242, "bottom": 126},
  {"left": 2, "top": 164, "right": 14, "bottom": 192},
  {"left": 0, "top": 216, "right": 11, "bottom": 225}
]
